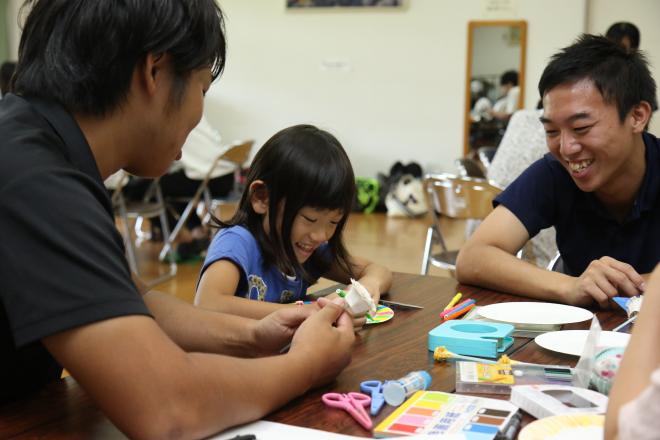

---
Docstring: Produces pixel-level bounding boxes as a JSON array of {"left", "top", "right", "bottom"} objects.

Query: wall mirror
[{"left": 463, "top": 20, "right": 527, "bottom": 156}]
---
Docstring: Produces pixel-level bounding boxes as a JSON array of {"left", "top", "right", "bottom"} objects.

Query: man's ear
[
  {"left": 629, "top": 101, "right": 652, "bottom": 133},
  {"left": 135, "top": 53, "right": 167, "bottom": 98},
  {"left": 249, "top": 180, "right": 269, "bottom": 214}
]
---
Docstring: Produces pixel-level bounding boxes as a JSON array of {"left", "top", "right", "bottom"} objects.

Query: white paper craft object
[{"left": 343, "top": 278, "right": 377, "bottom": 316}]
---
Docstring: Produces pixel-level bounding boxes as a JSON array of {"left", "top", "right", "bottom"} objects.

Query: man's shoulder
[
  {"left": 0, "top": 95, "right": 67, "bottom": 189},
  {"left": 0, "top": 95, "right": 55, "bottom": 144},
  {"left": 644, "top": 131, "right": 660, "bottom": 152},
  {"left": 516, "top": 153, "right": 571, "bottom": 185}
]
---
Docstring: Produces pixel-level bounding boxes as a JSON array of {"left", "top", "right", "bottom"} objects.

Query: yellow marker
[{"left": 443, "top": 292, "right": 462, "bottom": 311}]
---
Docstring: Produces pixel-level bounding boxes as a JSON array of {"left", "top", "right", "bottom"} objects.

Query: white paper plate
[
  {"left": 477, "top": 302, "right": 593, "bottom": 326},
  {"left": 535, "top": 330, "right": 630, "bottom": 356},
  {"left": 519, "top": 414, "right": 604, "bottom": 440}
]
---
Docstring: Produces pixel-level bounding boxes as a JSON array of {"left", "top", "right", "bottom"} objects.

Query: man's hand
[
  {"left": 565, "top": 256, "right": 645, "bottom": 307},
  {"left": 323, "top": 292, "right": 367, "bottom": 331},
  {"left": 251, "top": 304, "right": 318, "bottom": 356},
  {"left": 288, "top": 297, "right": 355, "bottom": 388}
]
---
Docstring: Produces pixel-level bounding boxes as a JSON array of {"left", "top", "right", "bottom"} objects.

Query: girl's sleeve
[{"left": 200, "top": 229, "right": 253, "bottom": 280}]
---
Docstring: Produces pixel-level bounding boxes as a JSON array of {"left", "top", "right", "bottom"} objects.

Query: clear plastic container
[{"left": 382, "top": 370, "right": 432, "bottom": 406}]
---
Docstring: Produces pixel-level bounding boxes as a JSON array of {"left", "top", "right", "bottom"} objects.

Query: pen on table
[
  {"left": 500, "top": 412, "right": 522, "bottom": 440},
  {"left": 229, "top": 435, "right": 256, "bottom": 440},
  {"left": 613, "top": 314, "right": 637, "bottom": 332},
  {"left": 439, "top": 298, "right": 474, "bottom": 317},
  {"left": 443, "top": 303, "right": 475, "bottom": 321},
  {"left": 379, "top": 299, "right": 424, "bottom": 310},
  {"left": 440, "top": 298, "right": 476, "bottom": 320},
  {"left": 443, "top": 292, "right": 462, "bottom": 311}
]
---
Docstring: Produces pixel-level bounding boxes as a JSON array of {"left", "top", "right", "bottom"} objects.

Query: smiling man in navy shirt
[{"left": 457, "top": 34, "right": 659, "bottom": 308}]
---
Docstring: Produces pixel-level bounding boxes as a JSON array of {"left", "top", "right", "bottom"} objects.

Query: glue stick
[{"left": 382, "top": 370, "right": 432, "bottom": 406}]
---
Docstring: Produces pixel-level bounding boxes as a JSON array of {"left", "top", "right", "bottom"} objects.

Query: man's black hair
[
  {"left": 500, "top": 70, "right": 518, "bottom": 87},
  {"left": 13, "top": 0, "right": 226, "bottom": 116},
  {"left": 606, "top": 21, "right": 640, "bottom": 51},
  {"left": 539, "top": 34, "right": 657, "bottom": 122}
]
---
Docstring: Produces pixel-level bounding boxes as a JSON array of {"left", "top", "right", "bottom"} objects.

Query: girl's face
[{"left": 289, "top": 207, "right": 343, "bottom": 263}]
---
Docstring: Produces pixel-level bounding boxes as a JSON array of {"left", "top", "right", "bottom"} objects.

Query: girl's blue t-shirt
[{"left": 201, "top": 225, "right": 329, "bottom": 303}]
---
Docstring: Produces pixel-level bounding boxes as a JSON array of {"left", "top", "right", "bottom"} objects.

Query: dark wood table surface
[{"left": 0, "top": 273, "right": 626, "bottom": 439}]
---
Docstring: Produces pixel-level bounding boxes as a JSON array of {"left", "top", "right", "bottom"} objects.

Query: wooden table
[{"left": 0, "top": 273, "right": 625, "bottom": 439}]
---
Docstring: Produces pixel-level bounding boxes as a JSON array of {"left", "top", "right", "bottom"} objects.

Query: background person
[
  {"left": 605, "top": 263, "right": 660, "bottom": 439},
  {"left": 606, "top": 21, "right": 640, "bottom": 52},
  {"left": 488, "top": 70, "right": 520, "bottom": 122}
]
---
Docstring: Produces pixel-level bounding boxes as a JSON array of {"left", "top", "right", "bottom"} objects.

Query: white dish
[
  {"left": 477, "top": 302, "right": 593, "bottom": 326},
  {"left": 535, "top": 330, "right": 630, "bottom": 356},
  {"left": 519, "top": 414, "right": 604, "bottom": 440}
]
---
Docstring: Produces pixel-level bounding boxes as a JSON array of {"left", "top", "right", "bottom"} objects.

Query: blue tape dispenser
[{"left": 428, "top": 321, "right": 514, "bottom": 358}]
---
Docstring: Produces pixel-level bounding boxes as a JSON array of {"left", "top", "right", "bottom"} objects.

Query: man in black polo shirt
[
  {"left": 0, "top": 1, "right": 355, "bottom": 438},
  {"left": 456, "top": 34, "right": 659, "bottom": 308}
]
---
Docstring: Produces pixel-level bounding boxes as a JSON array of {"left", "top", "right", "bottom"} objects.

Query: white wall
[
  {"left": 472, "top": 26, "right": 521, "bottom": 78},
  {"left": 587, "top": 0, "right": 660, "bottom": 134},
  {"left": 6, "top": 0, "right": 21, "bottom": 59},
  {"left": 25, "top": 1, "right": 660, "bottom": 177},
  {"left": 207, "top": 0, "right": 586, "bottom": 177}
]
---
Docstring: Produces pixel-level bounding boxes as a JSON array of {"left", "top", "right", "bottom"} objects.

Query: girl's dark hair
[
  {"left": 214, "top": 124, "right": 357, "bottom": 284},
  {"left": 539, "top": 34, "right": 657, "bottom": 122},
  {"left": 13, "top": 0, "right": 226, "bottom": 116}
]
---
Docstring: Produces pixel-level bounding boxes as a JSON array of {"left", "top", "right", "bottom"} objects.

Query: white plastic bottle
[{"left": 382, "top": 370, "right": 432, "bottom": 406}]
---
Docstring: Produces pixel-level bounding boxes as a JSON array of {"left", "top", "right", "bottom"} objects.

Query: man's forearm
[
  {"left": 197, "top": 293, "right": 296, "bottom": 320},
  {"left": 456, "top": 244, "right": 571, "bottom": 302},
  {"left": 176, "top": 350, "right": 314, "bottom": 438},
  {"left": 143, "top": 290, "right": 259, "bottom": 356},
  {"left": 44, "top": 315, "right": 315, "bottom": 440}
]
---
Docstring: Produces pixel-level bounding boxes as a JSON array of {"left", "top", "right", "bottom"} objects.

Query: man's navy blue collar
[{"left": 575, "top": 131, "right": 660, "bottom": 223}]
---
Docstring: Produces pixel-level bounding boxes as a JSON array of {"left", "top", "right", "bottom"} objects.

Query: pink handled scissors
[{"left": 321, "top": 392, "right": 373, "bottom": 430}]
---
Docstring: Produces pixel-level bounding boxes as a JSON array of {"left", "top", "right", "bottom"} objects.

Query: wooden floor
[{"left": 130, "top": 205, "right": 467, "bottom": 304}]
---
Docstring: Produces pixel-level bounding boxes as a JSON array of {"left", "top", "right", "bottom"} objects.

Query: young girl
[{"left": 195, "top": 124, "right": 392, "bottom": 324}]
